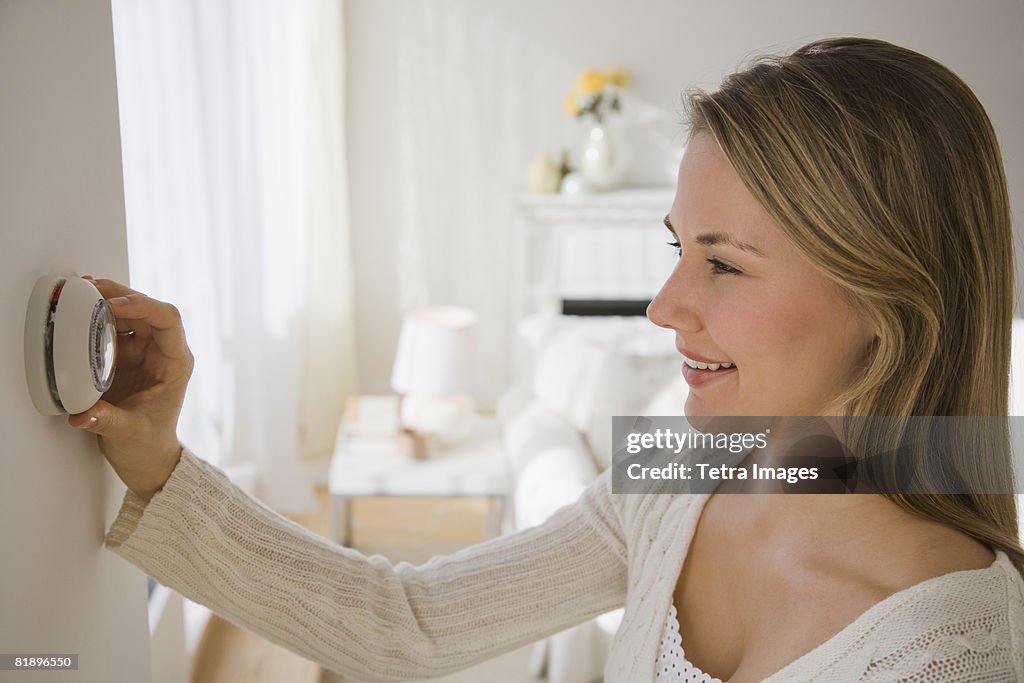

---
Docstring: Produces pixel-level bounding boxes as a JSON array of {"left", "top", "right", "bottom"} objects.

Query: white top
[
  {"left": 656, "top": 603, "right": 725, "bottom": 682},
  {"left": 105, "top": 448, "right": 1024, "bottom": 681}
]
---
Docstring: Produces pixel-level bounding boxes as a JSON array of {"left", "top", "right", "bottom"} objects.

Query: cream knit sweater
[{"left": 105, "top": 448, "right": 1024, "bottom": 682}]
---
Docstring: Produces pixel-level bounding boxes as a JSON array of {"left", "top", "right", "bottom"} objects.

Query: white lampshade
[{"left": 391, "top": 306, "right": 479, "bottom": 396}]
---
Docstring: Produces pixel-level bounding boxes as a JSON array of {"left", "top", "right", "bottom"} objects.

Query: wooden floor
[{"left": 189, "top": 486, "right": 533, "bottom": 683}]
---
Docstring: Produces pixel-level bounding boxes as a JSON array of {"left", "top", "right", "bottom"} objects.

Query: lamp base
[
  {"left": 397, "top": 428, "right": 429, "bottom": 460},
  {"left": 399, "top": 393, "right": 476, "bottom": 443}
]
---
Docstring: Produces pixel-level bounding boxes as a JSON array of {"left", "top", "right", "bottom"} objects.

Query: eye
[
  {"left": 707, "top": 257, "right": 742, "bottom": 275},
  {"left": 666, "top": 241, "right": 682, "bottom": 257}
]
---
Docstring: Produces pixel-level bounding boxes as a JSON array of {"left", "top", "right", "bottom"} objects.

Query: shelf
[{"left": 517, "top": 186, "right": 675, "bottom": 224}]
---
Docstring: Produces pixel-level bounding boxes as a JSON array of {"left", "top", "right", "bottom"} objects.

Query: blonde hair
[{"left": 685, "top": 36, "right": 1023, "bottom": 573}]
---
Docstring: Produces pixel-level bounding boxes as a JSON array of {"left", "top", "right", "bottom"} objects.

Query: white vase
[{"left": 579, "top": 123, "right": 619, "bottom": 191}]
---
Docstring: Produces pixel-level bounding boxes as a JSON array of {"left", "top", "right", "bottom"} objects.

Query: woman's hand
[{"left": 68, "top": 277, "right": 194, "bottom": 502}]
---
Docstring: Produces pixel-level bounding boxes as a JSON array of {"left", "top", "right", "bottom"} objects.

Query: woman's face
[{"left": 647, "top": 132, "right": 876, "bottom": 417}]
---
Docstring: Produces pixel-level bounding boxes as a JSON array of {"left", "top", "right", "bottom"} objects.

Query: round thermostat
[{"left": 24, "top": 276, "right": 118, "bottom": 416}]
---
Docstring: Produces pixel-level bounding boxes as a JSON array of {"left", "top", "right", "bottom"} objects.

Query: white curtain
[
  {"left": 112, "top": 0, "right": 354, "bottom": 512},
  {"left": 393, "top": 3, "right": 533, "bottom": 407},
  {"left": 391, "top": 2, "right": 679, "bottom": 406}
]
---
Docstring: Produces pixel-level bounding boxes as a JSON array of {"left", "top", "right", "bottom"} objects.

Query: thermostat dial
[
  {"left": 89, "top": 299, "right": 117, "bottom": 392},
  {"left": 24, "top": 275, "right": 118, "bottom": 416}
]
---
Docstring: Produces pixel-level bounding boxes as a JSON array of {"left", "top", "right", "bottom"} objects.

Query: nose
[{"left": 646, "top": 262, "right": 702, "bottom": 333}]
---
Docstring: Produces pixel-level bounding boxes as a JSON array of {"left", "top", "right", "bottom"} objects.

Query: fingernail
[
  {"left": 75, "top": 416, "right": 98, "bottom": 429},
  {"left": 82, "top": 275, "right": 94, "bottom": 280},
  {"left": 109, "top": 297, "right": 130, "bottom": 306}
]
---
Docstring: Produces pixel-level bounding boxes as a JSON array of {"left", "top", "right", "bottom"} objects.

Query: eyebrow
[{"left": 664, "top": 214, "right": 766, "bottom": 257}]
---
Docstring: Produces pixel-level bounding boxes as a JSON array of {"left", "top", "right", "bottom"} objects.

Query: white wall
[
  {"left": 345, "top": 0, "right": 1024, "bottom": 393},
  {"left": 0, "top": 1, "right": 151, "bottom": 681}
]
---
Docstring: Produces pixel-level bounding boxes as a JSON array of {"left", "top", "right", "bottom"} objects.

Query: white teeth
[{"left": 683, "top": 355, "right": 734, "bottom": 371}]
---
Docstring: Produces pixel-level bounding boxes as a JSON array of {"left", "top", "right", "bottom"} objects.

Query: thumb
[{"left": 68, "top": 399, "right": 131, "bottom": 437}]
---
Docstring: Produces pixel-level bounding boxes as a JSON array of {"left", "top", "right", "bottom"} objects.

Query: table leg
[
  {"left": 331, "top": 495, "right": 341, "bottom": 543},
  {"left": 342, "top": 497, "right": 353, "bottom": 546},
  {"left": 332, "top": 496, "right": 354, "bottom": 546},
  {"left": 487, "top": 496, "right": 505, "bottom": 538}
]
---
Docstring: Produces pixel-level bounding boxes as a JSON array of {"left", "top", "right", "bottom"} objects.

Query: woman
[{"left": 80, "top": 37, "right": 1022, "bottom": 681}]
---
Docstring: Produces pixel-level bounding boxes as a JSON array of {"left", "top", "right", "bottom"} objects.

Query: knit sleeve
[{"left": 104, "top": 447, "right": 628, "bottom": 681}]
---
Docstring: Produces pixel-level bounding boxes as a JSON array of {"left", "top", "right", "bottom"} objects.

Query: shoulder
[
  {"left": 834, "top": 519, "right": 1010, "bottom": 624},
  {"left": 856, "top": 550, "right": 1024, "bottom": 681},
  {"left": 809, "top": 500, "right": 1000, "bottom": 601},
  {"left": 885, "top": 521, "right": 997, "bottom": 584},
  {"left": 865, "top": 542, "right": 1019, "bottom": 639},
  {"left": 795, "top": 549, "right": 1022, "bottom": 682}
]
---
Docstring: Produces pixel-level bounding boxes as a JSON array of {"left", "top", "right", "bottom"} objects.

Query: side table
[{"left": 328, "top": 406, "right": 508, "bottom": 546}]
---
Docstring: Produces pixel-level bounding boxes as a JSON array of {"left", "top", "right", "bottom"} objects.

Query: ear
[{"left": 859, "top": 306, "right": 882, "bottom": 345}]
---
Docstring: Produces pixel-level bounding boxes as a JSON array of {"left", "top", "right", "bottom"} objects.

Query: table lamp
[{"left": 390, "top": 306, "right": 479, "bottom": 459}]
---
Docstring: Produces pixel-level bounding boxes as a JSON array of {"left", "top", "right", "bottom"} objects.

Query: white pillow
[
  {"left": 500, "top": 400, "right": 599, "bottom": 529},
  {"left": 584, "top": 351, "right": 682, "bottom": 470},
  {"left": 501, "top": 401, "right": 587, "bottom": 476},
  {"left": 525, "top": 314, "right": 681, "bottom": 469},
  {"left": 531, "top": 330, "right": 608, "bottom": 430},
  {"left": 529, "top": 316, "right": 646, "bottom": 429}
]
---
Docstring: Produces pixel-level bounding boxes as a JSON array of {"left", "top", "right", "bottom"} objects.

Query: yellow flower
[
  {"left": 563, "top": 93, "right": 580, "bottom": 117},
  {"left": 576, "top": 69, "right": 606, "bottom": 95},
  {"left": 608, "top": 68, "right": 630, "bottom": 89}
]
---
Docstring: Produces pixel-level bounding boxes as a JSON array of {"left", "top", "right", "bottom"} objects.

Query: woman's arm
[
  {"left": 105, "top": 446, "right": 627, "bottom": 681},
  {"left": 71, "top": 278, "right": 626, "bottom": 679}
]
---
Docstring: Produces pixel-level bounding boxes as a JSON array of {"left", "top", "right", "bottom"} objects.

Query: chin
[
  {"left": 685, "top": 395, "right": 758, "bottom": 421},
  {"left": 685, "top": 394, "right": 737, "bottom": 418},
  {"left": 683, "top": 396, "right": 719, "bottom": 431},
  {"left": 683, "top": 397, "right": 703, "bottom": 418}
]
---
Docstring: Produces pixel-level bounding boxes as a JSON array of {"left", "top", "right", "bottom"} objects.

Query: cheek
[
  {"left": 707, "top": 297, "right": 786, "bottom": 363},
  {"left": 756, "top": 289, "right": 866, "bottom": 383},
  {"left": 704, "top": 279, "right": 863, "bottom": 382},
  {"left": 715, "top": 290, "right": 837, "bottom": 379}
]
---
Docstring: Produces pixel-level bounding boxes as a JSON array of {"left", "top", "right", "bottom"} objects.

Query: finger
[
  {"left": 105, "top": 294, "right": 189, "bottom": 360},
  {"left": 88, "top": 278, "right": 143, "bottom": 300},
  {"left": 116, "top": 318, "right": 152, "bottom": 338},
  {"left": 84, "top": 279, "right": 156, "bottom": 336},
  {"left": 107, "top": 295, "right": 154, "bottom": 339},
  {"left": 78, "top": 278, "right": 145, "bottom": 334},
  {"left": 83, "top": 280, "right": 186, "bottom": 361},
  {"left": 68, "top": 399, "right": 130, "bottom": 438},
  {"left": 68, "top": 412, "right": 98, "bottom": 430}
]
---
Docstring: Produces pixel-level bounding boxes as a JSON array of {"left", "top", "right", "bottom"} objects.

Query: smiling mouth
[{"left": 682, "top": 354, "right": 735, "bottom": 372}]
